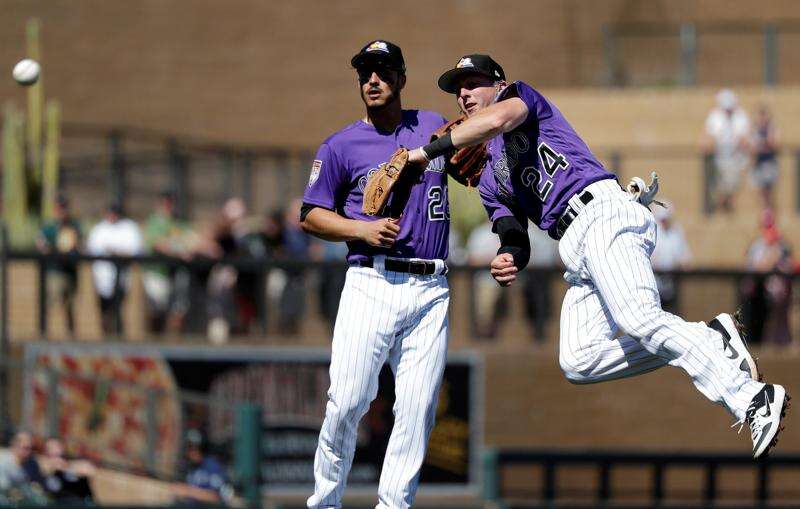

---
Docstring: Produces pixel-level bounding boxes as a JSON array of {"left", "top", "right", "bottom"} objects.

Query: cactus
[
  {"left": 42, "top": 100, "right": 61, "bottom": 221},
  {"left": 27, "top": 18, "right": 44, "bottom": 189},
  {"left": 0, "top": 17, "right": 60, "bottom": 247},
  {"left": 2, "top": 105, "right": 32, "bottom": 246}
]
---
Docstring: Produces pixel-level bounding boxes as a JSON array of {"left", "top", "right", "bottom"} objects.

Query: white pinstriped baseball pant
[
  {"left": 557, "top": 179, "right": 763, "bottom": 421},
  {"left": 307, "top": 257, "right": 449, "bottom": 509}
]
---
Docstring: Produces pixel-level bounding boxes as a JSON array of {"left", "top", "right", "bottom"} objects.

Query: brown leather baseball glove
[
  {"left": 430, "top": 116, "right": 488, "bottom": 187},
  {"left": 362, "top": 148, "right": 410, "bottom": 216}
]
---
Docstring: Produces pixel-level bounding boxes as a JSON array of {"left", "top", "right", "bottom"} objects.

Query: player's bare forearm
[
  {"left": 301, "top": 207, "right": 400, "bottom": 247},
  {"left": 451, "top": 98, "right": 529, "bottom": 147},
  {"left": 301, "top": 207, "right": 362, "bottom": 242},
  {"left": 407, "top": 98, "right": 528, "bottom": 165}
]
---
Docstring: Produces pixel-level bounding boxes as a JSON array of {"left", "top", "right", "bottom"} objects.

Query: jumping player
[
  {"left": 301, "top": 40, "right": 450, "bottom": 508},
  {"left": 408, "top": 54, "right": 789, "bottom": 458}
]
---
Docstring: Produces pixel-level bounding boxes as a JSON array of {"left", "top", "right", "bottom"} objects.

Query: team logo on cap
[
  {"left": 367, "top": 41, "right": 390, "bottom": 53},
  {"left": 456, "top": 57, "right": 474, "bottom": 68},
  {"left": 308, "top": 160, "right": 322, "bottom": 187}
]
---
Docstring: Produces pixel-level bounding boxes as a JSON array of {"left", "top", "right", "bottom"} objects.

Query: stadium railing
[
  {"left": 482, "top": 448, "right": 800, "bottom": 507},
  {"left": 2, "top": 250, "right": 799, "bottom": 345}
]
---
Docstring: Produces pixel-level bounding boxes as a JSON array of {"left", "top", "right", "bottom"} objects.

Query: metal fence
[
  {"left": 603, "top": 20, "right": 800, "bottom": 87},
  {"left": 482, "top": 448, "right": 800, "bottom": 507},
  {"left": 53, "top": 124, "right": 800, "bottom": 223},
  {"left": 2, "top": 251, "right": 800, "bottom": 348}
]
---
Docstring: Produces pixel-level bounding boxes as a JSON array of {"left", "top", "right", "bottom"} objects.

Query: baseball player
[
  {"left": 407, "top": 54, "right": 789, "bottom": 458},
  {"left": 301, "top": 40, "right": 451, "bottom": 508}
]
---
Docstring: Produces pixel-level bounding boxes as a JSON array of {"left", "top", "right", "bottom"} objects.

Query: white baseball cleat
[
  {"left": 738, "top": 384, "right": 790, "bottom": 459},
  {"left": 708, "top": 312, "right": 761, "bottom": 381}
]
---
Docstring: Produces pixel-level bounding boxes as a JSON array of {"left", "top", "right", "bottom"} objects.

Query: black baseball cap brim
[
  {"left": 351, "top": 40, "right": 405, "bottom": 72},
  {"left": 437, "top": 54, "right": 505, "bottom": 93}
]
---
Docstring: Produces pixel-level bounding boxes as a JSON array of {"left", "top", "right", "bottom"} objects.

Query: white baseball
[{"left": 12, "top": 59, "right": 40, "bottom": 86}]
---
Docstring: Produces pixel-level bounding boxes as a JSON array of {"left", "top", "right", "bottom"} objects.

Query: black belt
[
  {"left": 358, "top": 258, "right": 442, "bottom": 275},
  {"left": 554, "top": 190, "right": 594, "bottom": 240}
]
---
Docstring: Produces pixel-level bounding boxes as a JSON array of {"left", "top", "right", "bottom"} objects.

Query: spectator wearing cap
[
  {"left": 741, "top": 209, "right": 794, "bottom": 346},
  {"left": 142, "top": 191, "right": 194, "bottom": 335},
  {"left": 86, "top": 204, "right": 144, "bottom": 335},
  {"left": 36, "top": 196, "right": 83, "bottom": 335},
  {"left": 702, "top": 89, "right": 751, "bottom": 212},
  {"left": 751, "top": 105, "right": 780, "bottom": 209},
  {"left": 651, "top": 202, "right": 691, "bottom": 314},
  {"left": 172, "top": 430, "right": 232, "bottom": 505}
]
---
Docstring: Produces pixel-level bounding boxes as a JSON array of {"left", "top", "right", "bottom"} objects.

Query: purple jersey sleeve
[
  {"left": 499, "top": 81, "right": 553, "bottom": 126},
  {"left": 302, "top": 143, "right": 345, "bottom": 210},
  {"left": 478, "top": 165, "right": 514, "bottom": 223}
]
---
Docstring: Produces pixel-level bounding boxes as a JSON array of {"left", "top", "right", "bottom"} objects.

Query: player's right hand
[
  {"left": 490, "top": 253, "right": 517, "bottom": 287},
  {"left": 358, "top": 218, "right": 401, "bottom": 247}
]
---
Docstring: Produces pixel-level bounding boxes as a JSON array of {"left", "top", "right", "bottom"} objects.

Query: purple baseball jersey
[
  {"left": 303, "top": 109, "right": 450, "bottom": 263},
  {"left": 478, "top": 81, "right": 616, "bottom": 238}
]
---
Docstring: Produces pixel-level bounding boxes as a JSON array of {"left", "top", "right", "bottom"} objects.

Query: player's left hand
[{"left": 490, "top": 253, "right": 517, "bottom": 287}]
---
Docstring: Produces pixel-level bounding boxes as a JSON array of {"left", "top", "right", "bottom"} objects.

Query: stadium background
[{"left": 1, "top": 1, "right": 799, "bottom": 508}]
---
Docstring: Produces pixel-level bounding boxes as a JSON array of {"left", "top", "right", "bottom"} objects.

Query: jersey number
[
  {"left": 521, "top": 142, "right": 570, "bottom": 200},
  {"left": 427, "top": 186, "right": 448, "bottom": 221}
]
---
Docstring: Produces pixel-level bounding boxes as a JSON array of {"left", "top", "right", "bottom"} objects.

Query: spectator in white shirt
[
  {"left": 651, "top": 202, "right": 691, "bottom": 313},
  {"left": 702, "top": 89, "right": 751, "bottom": 212},
  {"left": 86, "top": 204, "right": 144, "bottom": 335}
]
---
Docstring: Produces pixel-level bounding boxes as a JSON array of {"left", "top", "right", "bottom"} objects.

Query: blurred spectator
[
  {"left": 257, "top": 208, "right": 288, "bottom": 333},
  {"left": 143, "top": 191, "right": 194, "bottom": 334},
  {"left": 279, "top": 198, "right": 311, "bottom": 335},
  {"left": 741, "top": 209, "right": 793, "bottom": 346},
  {"left": 195, "top": 197, "right": 250, "bottom": 343},
  {"left": 522, "top": 226, "right": 560, "bottom": 343},
  {"left": 259, "top": 208, "right": 286, "bottom": 259},
  {"left": 751, "top": 105, "right": 780, "bottom": 209},
  {"left": 703, "top": 89, "right": 751, "bottom": 212},
  {"left": 37, "top": 437, "right": 95, "bottom": 503},
  {"left": 651, "top": 202, "right": 691, "bottom": 314},
  {"left": 172, "top": 429, "right": 232, "bottom": 505},
  {"left": 0, "top": 431, "right": 47, "bottom": 504},
  {"left": 195, "top": 197, "right": 277, "bottom": 341},
  {"left": 312, "top": 239, "right": 348, "bottom": 332},
  {"left": 466, "top": 221, "right": 506, "bottom": 339},
  {"left": 36, "top": 195, "right": 82, "bottom": 335},
  {"left": 86, "top": 204, "right": 144, "bottom": 335}
]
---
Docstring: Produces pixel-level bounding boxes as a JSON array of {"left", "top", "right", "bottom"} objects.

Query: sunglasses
[{"left": 357, "top": 67, "right": 397, "bottom": 85}]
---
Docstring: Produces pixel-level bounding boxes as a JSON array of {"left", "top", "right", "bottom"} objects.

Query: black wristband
[
  {"left": 421, "top": 132, "right": 454, "bottom": 160},
  {"left": 494, "top": 216, "right": 531, "bottom": 270}
]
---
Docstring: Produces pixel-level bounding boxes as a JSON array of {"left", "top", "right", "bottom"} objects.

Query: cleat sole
[{"left": 761, "top": 392, "right": 791, "bottom": 458}]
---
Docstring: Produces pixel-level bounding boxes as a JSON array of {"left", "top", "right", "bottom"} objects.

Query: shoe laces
[{"left": 732, "top": 399, "right": 762, "bottom": 437}]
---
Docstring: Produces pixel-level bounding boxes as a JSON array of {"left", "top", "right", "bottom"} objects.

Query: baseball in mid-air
[{"left": 12, "top": 58, "right": 40, "bottom": 86}]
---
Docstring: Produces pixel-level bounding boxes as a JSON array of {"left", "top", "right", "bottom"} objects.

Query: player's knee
[
  {"left": 613, "top": 303, "right": 662, "bottom": 339},
  {"left": 559, "top": 351, "right": 594, "bottom": 384},
  {"left": 326, "top": 393, "right": 372, "bottom": 423}
]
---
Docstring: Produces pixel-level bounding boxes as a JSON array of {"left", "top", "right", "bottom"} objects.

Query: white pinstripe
[
  {"left": 307, "top": 257, "right": 449, "bottom": 509},
  {"left": 557, "top": 179, "right": 763, "bottom": 420}
]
